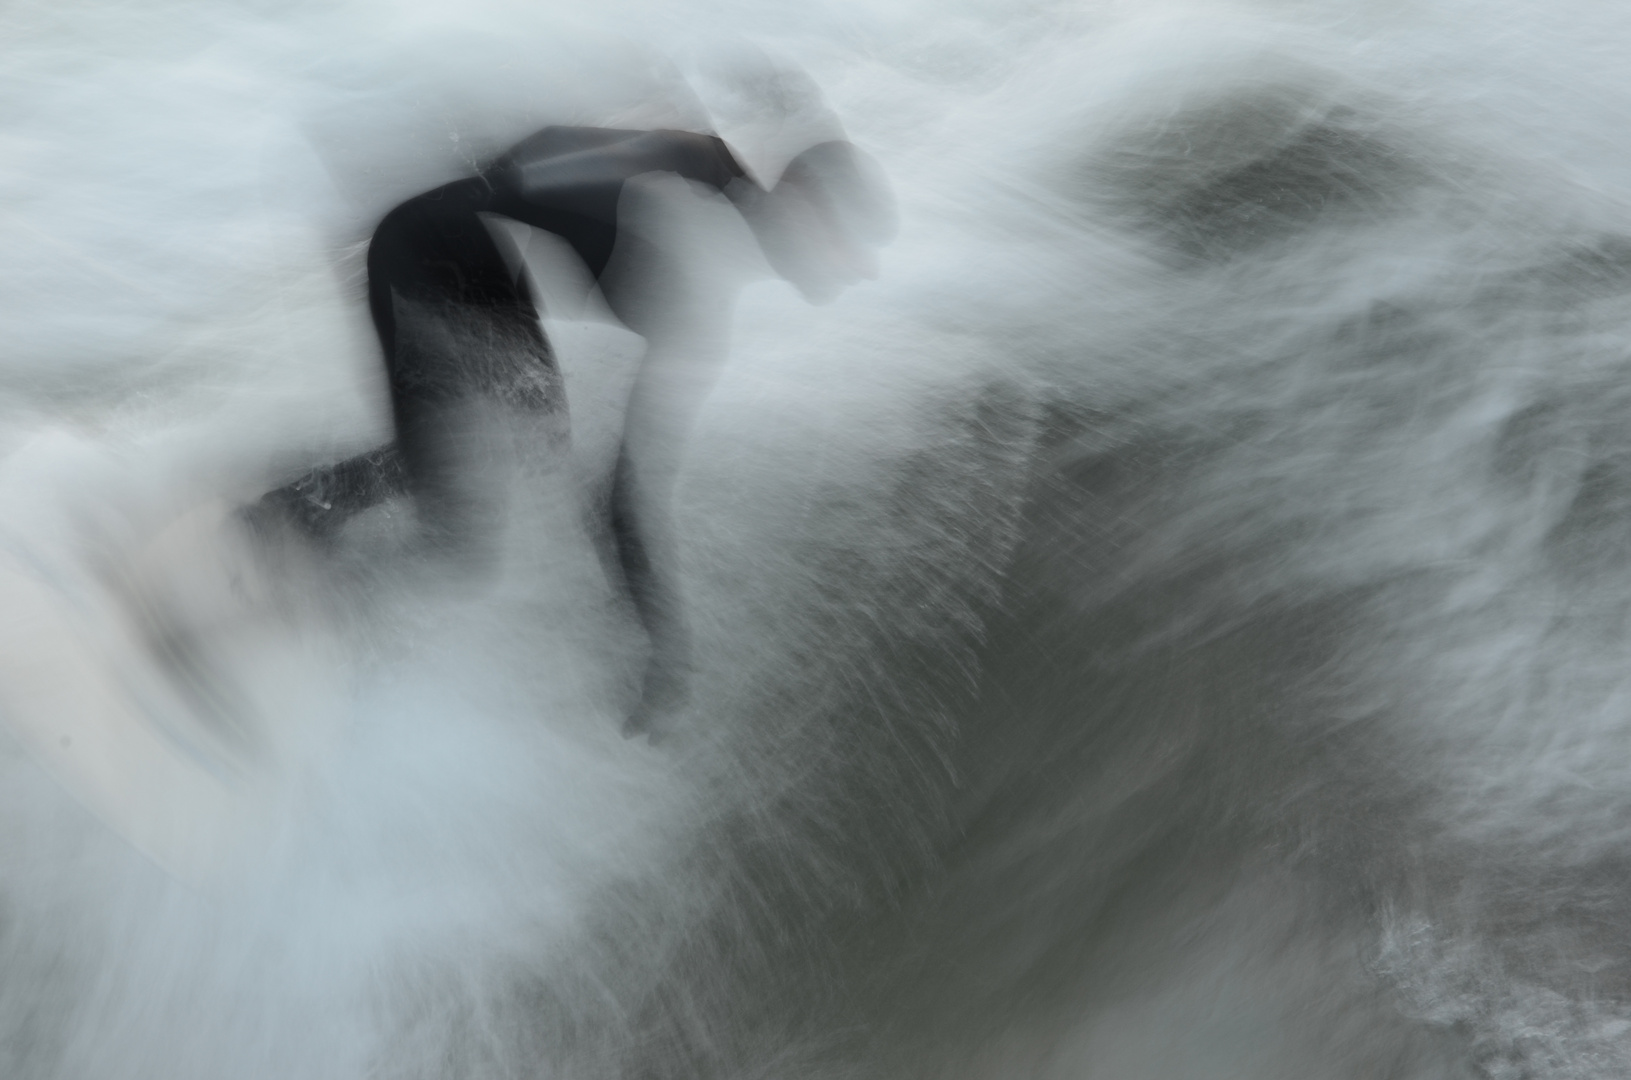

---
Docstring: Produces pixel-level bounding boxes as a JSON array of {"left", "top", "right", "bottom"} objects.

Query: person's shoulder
[
  {"left": 640, "top": 129, "right": 746, "bottom": 185},
  {"left": 499, "top": 126, "right": 644, "bottom": 167}
]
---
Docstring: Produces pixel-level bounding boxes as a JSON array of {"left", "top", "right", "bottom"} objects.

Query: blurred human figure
[{"left": 255, "top": 121, "right": 894, "bottom": 733}]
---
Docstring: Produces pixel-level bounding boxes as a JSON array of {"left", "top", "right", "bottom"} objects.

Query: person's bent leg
[{"left": 257, "top": 178, "right": 569, "bottom": 556}]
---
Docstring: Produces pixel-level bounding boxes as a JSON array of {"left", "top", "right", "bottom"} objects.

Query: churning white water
[{"left": 4, "top": 1, "right": 1631, "bottom": 1077}]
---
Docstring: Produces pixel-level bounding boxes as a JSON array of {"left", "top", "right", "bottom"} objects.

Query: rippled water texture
[{"left": 4, "top": 2, "right": 1631, "bottom": 1077}]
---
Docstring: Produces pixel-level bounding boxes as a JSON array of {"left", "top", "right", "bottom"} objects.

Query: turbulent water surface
[{"left": 5, "top": 2, "right": 1631, "bottom": 1077}]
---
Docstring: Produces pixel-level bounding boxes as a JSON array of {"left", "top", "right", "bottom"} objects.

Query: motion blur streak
[{"left": 4, "top": 1, "right": 1631, "bottom": 1077}]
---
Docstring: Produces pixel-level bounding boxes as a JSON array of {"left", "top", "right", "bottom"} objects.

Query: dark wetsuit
[
  {"left": 254, "top": 127, "right": 753, "bottom": 730},
  {"left": 265, "top": 128, "right": 747, "bottom": 536},
  {"left": 255, "top": 125, "right": 887, "bottom": 731}
]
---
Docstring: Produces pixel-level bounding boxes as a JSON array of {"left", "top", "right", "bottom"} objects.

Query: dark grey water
[{"left": 2, "top": 2, "right": 1631, "bottom": 1077}]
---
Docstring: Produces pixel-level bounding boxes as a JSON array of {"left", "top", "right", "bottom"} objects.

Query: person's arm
[
  {"left": 484, "top": 128, "right": 749, "bottom": 279},
  {"left": 485, "top": 124, "right": 894, "bottom": 304}
]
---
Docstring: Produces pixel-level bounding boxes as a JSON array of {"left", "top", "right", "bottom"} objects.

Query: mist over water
[{"left": 5, "top": 1, "right": 1631, "bottom": 1077}]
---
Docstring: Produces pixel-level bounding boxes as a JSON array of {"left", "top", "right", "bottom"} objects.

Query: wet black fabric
[
  {"left": 487, "top": 126, "right": 745, "bottom": 278},
  {"left": 251, "top": 127, "right": 752, "bottom": 731},
  {"left": 262, "top": 127, "right": 750, "bottom": 541},
  {"left": 366, "top": 129, "right": 747, "bottom": 499}
]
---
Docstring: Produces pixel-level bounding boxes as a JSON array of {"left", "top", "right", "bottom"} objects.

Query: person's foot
[{"left": 245, "top": 445, "right": 409, "bottom": 546}]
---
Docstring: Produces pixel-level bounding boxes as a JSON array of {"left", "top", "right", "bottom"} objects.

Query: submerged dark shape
[{"left": 252, "top": 124, "right": 893, "bottom": 733}]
